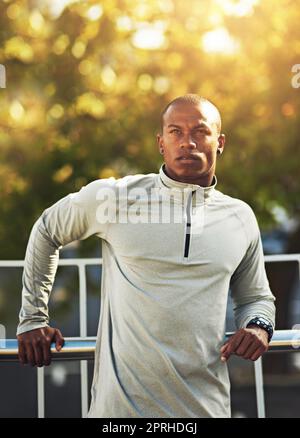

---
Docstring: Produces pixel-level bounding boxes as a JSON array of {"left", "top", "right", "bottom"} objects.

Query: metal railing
[
  {"left": 0, "top": 258, "right": 102, "bottom": 418},
  {"left": 1, "top": 331, "right": 300, "bottom": 362},
  {"left": 1, "top": 331, "right": 300, "bottom": 418},
  {"left": 0, "top": 338, "right": 97, "bottom": 362},
  {"left": 1, "top": 254, "right": 300, "bottom": 418}
]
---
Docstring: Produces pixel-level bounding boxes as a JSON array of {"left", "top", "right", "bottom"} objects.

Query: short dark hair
[{"left": 160, "top": 94, "right": 221, "bottom": 134}]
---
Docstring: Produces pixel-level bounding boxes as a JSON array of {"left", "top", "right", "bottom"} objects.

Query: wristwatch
[{"left": 246, "top": 316, "right": 274, "bottom": 342}]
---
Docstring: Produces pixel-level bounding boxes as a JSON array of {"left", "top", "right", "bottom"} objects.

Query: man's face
[{"left": 157, "top": 102, "right": 225, "bottom": 184}]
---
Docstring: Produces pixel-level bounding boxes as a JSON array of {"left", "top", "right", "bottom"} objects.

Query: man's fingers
[
  {"left": 235, "top": 335, "right": 256, "bottom": 357},
  {"left": 54, "top": 329, "right": 65, "bottom": 352},
  {"left": 17, "top": 327, "right": 64, "bottom": 367},
  {"left": 220, "top": 342, "right": 228, "bottom": 352},
  {"left": 230, "top": 332, "right": 246, "bottom": 352},
  {"left": 220, "top": 342, "right": 229, "bottom": 361},
  {"left": 32, "top": 341, "right": 43, "bottom": 367},
  {"left": 220, "top": 328, "right": 270, "bottom": 362},
  {"left": 220, "top": 342, "right": 233, "bottom": 361},
  {"left": 41, "top": 339, "right": 52, "bottom": 366},
  {"left": 18, "top": 341, "right": 27, "bottom": 365},
  {"left": 242, "top": 340, "right": 262, "bottom": 360},
  {"left": 221, "top": 333, "right": 245, "bottom": 361},
  {"left": 25, "top": 343, "right": 36, "bottom": 367},
  {"left": 250, "top": 346, "right": 264, "bottom": 361}
]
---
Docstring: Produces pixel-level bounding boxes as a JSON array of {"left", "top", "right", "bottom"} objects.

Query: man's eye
[{"left": 170, "top": 129, "right": 180, "bottom": 134}]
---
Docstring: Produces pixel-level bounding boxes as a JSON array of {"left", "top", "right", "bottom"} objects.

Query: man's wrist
[
  {"left": 246, "top": 316, "right": 274, "bottom": 342},
  {"left": 247, "top": 324, "right": 270, "bottom": 340}
]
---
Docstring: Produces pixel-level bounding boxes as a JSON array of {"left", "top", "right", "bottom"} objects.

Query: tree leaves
[{"left": 0, "top": 0, "right": 299, "bottom": 257}]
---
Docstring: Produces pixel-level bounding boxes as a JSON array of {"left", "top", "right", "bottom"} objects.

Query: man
[{"left": 17, "top": 94, "right": 276, "bottom": 418}]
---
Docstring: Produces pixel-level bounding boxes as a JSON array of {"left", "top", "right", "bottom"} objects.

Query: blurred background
[{"left": 0, "top": 0, "right": 300, "bottom": 418}]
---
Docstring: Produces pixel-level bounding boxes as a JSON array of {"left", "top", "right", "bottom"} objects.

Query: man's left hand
[{"left": 220, "top": 325, "right": 269, "bottom": 362}]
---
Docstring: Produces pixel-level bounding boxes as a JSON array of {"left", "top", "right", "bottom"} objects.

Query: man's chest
[{"left": 106, "top": 201, "right": 248, "bottom": 275}]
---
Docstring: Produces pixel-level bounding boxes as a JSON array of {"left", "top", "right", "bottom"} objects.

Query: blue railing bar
[
  {"left": 1, "top": 253, "right": 300, "bottom": 269},
  {"left": 0, "top": 337, "right": 97, "bottom": 362},
  {"left": 0, "top": 259, "right": 103, "bottom": 267},
  {"left": 1, "top": 331, "right": 299, "bottom": 362},
  {"left": 264, "top": 254, "right": 300, "bottom": 262}
]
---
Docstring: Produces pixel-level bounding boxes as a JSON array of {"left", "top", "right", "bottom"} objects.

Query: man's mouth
[{"left": 177, "top": 155, "right": 201, "bottom": 161}]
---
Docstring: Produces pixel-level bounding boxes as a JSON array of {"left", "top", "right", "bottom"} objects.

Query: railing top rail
[
  {"left": 0, "top": 337, "right": 97, "bottom": 362},
  {"left": 0, "top": 258, "right": 103, "bottom": 267},
  {"left": 1, "top": 253, "right": 300, "bottom": 268},
  {"left": 1, "top": 331, "right": 299, "bottom": 362},
  {"left": 264, "top": 254, "right": 300, "bottom": 262}
]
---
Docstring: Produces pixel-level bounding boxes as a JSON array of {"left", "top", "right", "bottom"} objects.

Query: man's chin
[
  {"left": 175, "top": 166, "right": 204, "bottom": 177},
  {"left": 164, "top": 163, "right": 207, "bottom": 180}
]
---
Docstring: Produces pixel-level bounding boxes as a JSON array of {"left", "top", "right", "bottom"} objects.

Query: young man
[{"left": 17, "top": 94, "right": 276, "bottom": 418}]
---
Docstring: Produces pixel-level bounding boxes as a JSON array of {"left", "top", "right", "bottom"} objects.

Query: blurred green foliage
[{"left": 0, "top": 0, "right": 300, "bottom": 259}]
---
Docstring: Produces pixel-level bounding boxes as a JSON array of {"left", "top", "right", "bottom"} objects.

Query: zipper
[{"left": 183, "top": 190, "right": 195, "bottom": 258}]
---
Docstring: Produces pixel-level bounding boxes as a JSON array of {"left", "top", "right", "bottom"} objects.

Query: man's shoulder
[
  {"left": 75, "top": 171, "right": 158, "bottom": 199},
  {"left": 214, "top": 190, "right": 260, "bottom": 243},
  {"left": 214, "top": 190, "right": 257, "bottom": 223},
  {"left": 86, "top": 171, "right": 158, "bottom": 191},
  {"left": 115, "top": 171, "right": 158, "bottom": 189}
]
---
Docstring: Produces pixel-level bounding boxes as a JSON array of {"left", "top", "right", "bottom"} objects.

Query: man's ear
[
  {"left": 157, "top": 133, "right": 164, "bottom": 154},
  {"left": 217, "top": 133, "right": 225, "bottom": 153}
]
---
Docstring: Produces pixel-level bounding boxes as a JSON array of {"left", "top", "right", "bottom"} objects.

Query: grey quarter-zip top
[{"left": 17, "top": 164, "right": 276, "bottom": 418}]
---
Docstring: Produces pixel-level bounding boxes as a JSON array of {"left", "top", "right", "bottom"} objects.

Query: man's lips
[{"left": 177, "top": 155, "right": 201, "bottom": 161}]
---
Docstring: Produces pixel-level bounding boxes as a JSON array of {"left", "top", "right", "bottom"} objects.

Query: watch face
[
  {"left": 253, "top": 316, "right": 271, "bottom": 326},
  {"left": 259, "top": 317, "right": 269, "bottom": 324}
]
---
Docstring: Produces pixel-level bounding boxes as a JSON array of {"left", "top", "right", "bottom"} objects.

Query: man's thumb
[
  {"left": 54, "top": 329, "right": 64, "bottom": 352},
  {"left": 220, "top": 342, "right": 229, "bottom": 352}
]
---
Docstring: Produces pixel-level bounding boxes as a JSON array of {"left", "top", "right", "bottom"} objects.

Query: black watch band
[{"left": 246, "top": 316, "right": 274, "bottom": 342}]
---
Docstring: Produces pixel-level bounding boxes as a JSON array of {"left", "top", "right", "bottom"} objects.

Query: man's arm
[
  {"left": 220, "top": 205, "right": 276, "bottom": 362},
  {"left": 17, "top": 179, "right": 110, "bottom": 366}
]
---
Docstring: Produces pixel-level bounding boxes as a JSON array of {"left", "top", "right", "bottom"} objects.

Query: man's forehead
[{"left": 164, "top": 102, "right": 218, "bottom": 127}]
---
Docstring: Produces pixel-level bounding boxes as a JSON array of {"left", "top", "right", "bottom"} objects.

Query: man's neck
[{"left": 164, "top": 165, "right": 215, "bottom": 187}]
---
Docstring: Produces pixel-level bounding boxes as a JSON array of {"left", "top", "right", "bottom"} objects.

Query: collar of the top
[{"left": 158, "top": 163, "right": 217, "bottom": 200}]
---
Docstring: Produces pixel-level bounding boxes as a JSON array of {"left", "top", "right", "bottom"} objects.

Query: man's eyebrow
[{"left": 167, "top": 122, "right": 210, "bottom": 129}]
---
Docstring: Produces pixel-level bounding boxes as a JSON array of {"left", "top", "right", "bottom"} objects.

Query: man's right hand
[{"left": 17, "top": 327, "right": 65, "bottom": 367}]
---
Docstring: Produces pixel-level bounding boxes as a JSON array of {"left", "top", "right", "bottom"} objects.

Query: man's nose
[{"left": 180, "top": 133, "right": 197, "bottom": 149}]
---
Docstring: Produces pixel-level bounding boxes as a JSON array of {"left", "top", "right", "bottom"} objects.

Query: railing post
[
  {"left": 254, "top": 357, "right": 266, "bottom": 418},
  {"left": 79, "top": 262, "right": 89, "bottom": 418},
  {"left": 37, "top": 367, "right": 45, "bottom": 418}
]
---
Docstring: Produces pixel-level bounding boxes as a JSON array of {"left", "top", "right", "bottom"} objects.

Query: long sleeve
[
  {"left": 229, "top": 206, "right": 276, "bottom": 331},
  {"left": 16, "top": 179, "right": 112, "bottom": 336}
]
